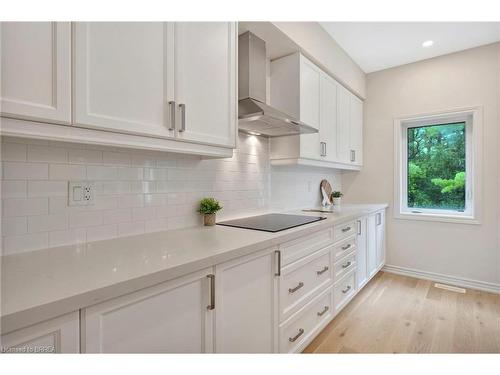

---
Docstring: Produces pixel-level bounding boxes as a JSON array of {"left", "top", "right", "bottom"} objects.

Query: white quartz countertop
[{"left": 1, "top": 203, "right": 387, "bottom": 333}]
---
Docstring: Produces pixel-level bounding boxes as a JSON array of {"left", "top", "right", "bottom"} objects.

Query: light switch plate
[{"left": 68, "top": 181, "right": 95, "bottom": 206}]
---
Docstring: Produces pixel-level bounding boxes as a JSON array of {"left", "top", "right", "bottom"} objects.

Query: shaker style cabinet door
[
  {"left": 82, "top": 268, "right": 214, "bottom": 353},
  {"left": 73, "top": 22, "right": 175, "bottom": 138},
  {"left": 375, "top": 210, "right": 386, "bottom": 269},
  {"left": 0, "top": 312, "right": 80, "bottom": 353},
  {"left": 349, "top": 95, "right": 363, "bottom": 166},
  {"left": 367, "top": 213, "right": 378, "bottom": 279},
  {"left": 336, "top": 85, "right": 351, "bottom": 164},
  {"left": 0, "top": 22, "right": 71, "bottom": 124},
  {"left": 173, "top": 22, "right": 237, "bottom": 148},
  {"left": 356, "top": 217, "right": 368, "bottom": 289},
  {"left": 214, "top": 248, "right": 277, "bottom": 353},
  {"left": 319, "top": 73, "right": 338, "bottom": 162}
]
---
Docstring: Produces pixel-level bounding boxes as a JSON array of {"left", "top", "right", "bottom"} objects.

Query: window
[{"left": 394, "top": 109, "right": 481, "bottom": 224}]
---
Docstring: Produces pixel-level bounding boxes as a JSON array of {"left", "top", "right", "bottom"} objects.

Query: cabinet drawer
[
  {"left": 279, "top": 246, "right": 333, "bottom": 321},
  {"left": 280, "top": 227, "right": 334, "bottom": 266},
  {"left": 333, "top": 251, "right": 356, "bottom": 281},
  {"left": 333, "top": 271, "right": 356, "bottom": 313},
  {"left": 332, "top": 236, "right": 356, "bottom": 261},
  {"left": 334, "top": 221, "right": 356, "bottom": 242},
  {"left": 279, "top": 286, "right": 334, "bottom": 353}
]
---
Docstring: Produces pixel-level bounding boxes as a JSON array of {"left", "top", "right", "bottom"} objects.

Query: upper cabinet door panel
[
  {"left": 350, "top": 96, "right": 363, "bottom": 165},
  {"left": 1, "top": 22, "right": 71, "bottom": 124},
  {"left": 73, "top": 22, "right": 174, "bottom": 138},
  {"left": 174, "top": 22, "right": 236, "bottom": 148},
  {"left": 320, "top": 73, "right": 338, "bottom": 162},
  {"left": 336, "top": 86, "right": 351, "bottom": 163},
  {"left": 299, "top": 56, "right": 320, "bottom": 130}
]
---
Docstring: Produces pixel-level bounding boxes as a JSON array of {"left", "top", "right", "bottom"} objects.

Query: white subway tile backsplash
[
  {"left": 49, "top": 228, "right": 86, "bottom": 247},
  {"left": 86, "top": 224, "right": 117, "bottom": 242},
  {"left": 49, "top": 164, "right": 86, "bottom": 180},
  {"left": 2, "top": 134, "right": 340, "bottom": 254},
  {"left": 1, "top": 180, "right": 27, "bottom": 198},
  {"left": 28, "top": 214, "right": 68, "bottom": 233},
  {"left": 2, "top": 143, "right": 27, "bottom": 161},
  {"left": 87, "top": 166, "right": 118, "bottom": 180},
  {"left": 3, "top": 198, "right": 48, "bottom": 217},
  {"left": 2, "top": 217, "right": 28, "bottom": 236},
  {"left": 27, "top": 145, "right": 67, "bottom": 163},
  {"left": 3, "top": 162, "right": 48, "bottom": 180},
  {"left": 28, "top": 181, "right": 67, "bottom": 197},
  {"left": 68, "top": 149, "right": 103, "bottom": 164}
]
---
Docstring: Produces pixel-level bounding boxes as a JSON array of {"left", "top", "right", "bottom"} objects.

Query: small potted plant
[
  {"left": 331, "top": 191, "right": 343, "bottom": 206},
  {"left": 198, "top": 197, "right": 223, "bottom": 226}
]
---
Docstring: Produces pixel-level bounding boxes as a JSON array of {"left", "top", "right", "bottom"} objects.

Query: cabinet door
[
  {"left": 367, "top": 213, "right": 378, "bottom": 279},
  {"left": 1, "top": 312, "right": 79, "bottom": 353},
  {"left": 375, "top": 210, "right": 386, "bottom": 268},
  {"left": 349, "top": 96, "right": 363, "bottom": 166},
  {"left": 1, "top": 22, "right": 71, "bottom": 124},
  {"left": 83, "top": 268, "right": 214, "bottom": 353},
  {"left": 215, "top": 248, "right": 277, "bottom": 353},
  {"left": 73, "top": 22, "right": 175, "bottom": 138},
  {"left": 320, "top": 73, "right": 338, "bottom": 162},
  {"left": 173, "top": 22, "right": 236, "bottom": 148},
  {"left": 356, "top": 217, "right": 368, "bottom": 289},
  {"left": 336, "top": 85, "right": 351, "bottom": 163}
]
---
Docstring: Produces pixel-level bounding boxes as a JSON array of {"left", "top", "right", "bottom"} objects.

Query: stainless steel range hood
[{"left": 238, "top": 32, "right": 317, "bottom": 137}]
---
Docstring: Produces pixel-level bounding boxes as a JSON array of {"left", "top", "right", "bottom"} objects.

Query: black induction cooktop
[{"left": 217, "top": 213, "right": 326, "bottom": 233}]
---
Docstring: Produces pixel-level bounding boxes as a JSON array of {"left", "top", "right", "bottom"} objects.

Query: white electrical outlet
[{"left": 68, "top": 181, "right": 95, "bottom": 206}]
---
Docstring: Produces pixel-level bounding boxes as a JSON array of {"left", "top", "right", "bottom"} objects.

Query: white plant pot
[{"left": 332, "top": 197, "right": 342, "bottom": 206}]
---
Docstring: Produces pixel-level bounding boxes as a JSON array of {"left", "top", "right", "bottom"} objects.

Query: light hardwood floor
[{"left": 304, "top": 272, "right": 500, "bottom": 353}]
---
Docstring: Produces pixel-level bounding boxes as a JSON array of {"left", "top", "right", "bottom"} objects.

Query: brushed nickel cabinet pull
[
  {"left": 341, "top": 227, "right": 351, "bottom": 233},
  {"left": 316, "top": 266, "right": 329, "bottom": 275},
  {"left": 357, "top": 220, "right": 361, "bottom": 235},
  {"left": 275, "top": 250, "right": 281, "bottom": 277},
  {"left": 317, "top": 306, "right": 329, "bottom": 317},
  {"left": 350, "top": 149, "right": 356, "bottom": 162},
  {"left": 342, "top": 285, "right": 351, "bottom": 294},
  {"left": 179, "top": 103, "right": 186, "bottom": 132},
  {"left": 207, "top": 274, "right": 215, "bottom": 310},
  {"left": 342, "top": 261, "right": 352, "bottom": 269},
  {"left": 377, "top": 212, "right": 382, "bottom": 226},
  {"left": 341, "top": 244, "right": 351, "bottom": 251},
  {"left": 289, "top": 282, "right": 304, "bottom": 294},
  {"left": 168, "top": 101, "right": 176, "bottom": 131},
  {"left": 289, "top": 328, "right": 304, "bottom": 343}
]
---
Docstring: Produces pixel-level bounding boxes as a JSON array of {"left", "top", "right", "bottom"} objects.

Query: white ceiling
[{"left": 320, "top": 22, "right": 500, "bottom": 73}]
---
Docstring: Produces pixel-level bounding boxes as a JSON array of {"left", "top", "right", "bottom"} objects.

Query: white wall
[
  {"left": 343, "top": 43, "right": 500, "bottom": 286},
  {"left": 272, "top": 22, "right": 366, "bottom": 99}
]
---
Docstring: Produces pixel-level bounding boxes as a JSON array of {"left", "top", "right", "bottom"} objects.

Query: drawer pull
[
  {"left": 289, "top": 328, "right": 305, "bottom": 343},
  {"left": 317, "top": 306, "right": 329, "bottom": 317},
  {"left": 289, "top": 282, "right": 304, "bottom": 294},
  {"left": 316, "top": 266, "right": 329, "bottom": 275},
  {"left": 342, "top": 285, "right": 352, "bottom": 294},
  {"left": 342, "top": 261, "right": 352, "bottom": 269},
  {"left": 341, "top": 244, "right": 351, "bottom": 251},
  {"left": 341, "top": 227, "right": 351, "bottom": 233}
]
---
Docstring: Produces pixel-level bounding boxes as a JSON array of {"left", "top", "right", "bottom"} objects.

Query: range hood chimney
[{"left": 238, "top": 32, "right": 317, "bottom": 137}]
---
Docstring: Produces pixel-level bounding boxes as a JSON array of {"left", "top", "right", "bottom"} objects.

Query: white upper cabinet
[
  {"left": 82, "top": 268, "right": 214, "bottom": 353},
  {"left": 174, "top": 22, "right": 237, "bottom": 148},
  {"left": 0, "top": 22, "right": 71, "bottom": 124},
  {"left": 349, "top": 95, "right": 363, "bottom": 166},
  {"left": 73, "top": 22, "right": 175, "bottom": 138},
  {"left": 270, "top": 52, "right": 363, "bottom": 170}
]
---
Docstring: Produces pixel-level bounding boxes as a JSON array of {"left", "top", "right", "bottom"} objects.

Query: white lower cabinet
[
  {"left": 82, "top": 268, "right": 214, "bottom": 353},
  {"left": 356, "top": 216, "right": 368, "bottom": 288},
  {"left": 1, "top": 312, "right": 79, "bottom": 353},
  {"left": 214, "top": 247, "right": 277, "bottom": 353}
]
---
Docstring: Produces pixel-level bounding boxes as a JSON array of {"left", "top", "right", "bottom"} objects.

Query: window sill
[{"left": 394, "top": 211, "right": 480, "bottom": 225}]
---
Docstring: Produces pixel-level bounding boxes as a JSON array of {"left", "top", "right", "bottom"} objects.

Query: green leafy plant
[
  {"left": 198, "top": 197, "right": 222, "bottom": 215},
  {"left": 331, "top": 191, "right": 343, "bottom": 198}
]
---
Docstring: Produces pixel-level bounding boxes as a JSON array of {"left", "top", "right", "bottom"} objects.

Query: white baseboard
[{"left": 382, "top": 264, "right": 500, "bottom": 295}]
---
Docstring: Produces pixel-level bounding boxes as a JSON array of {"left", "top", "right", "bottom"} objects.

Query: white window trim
[{"left": 393, "top": 107, "right": 482, "bottom": 225}]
